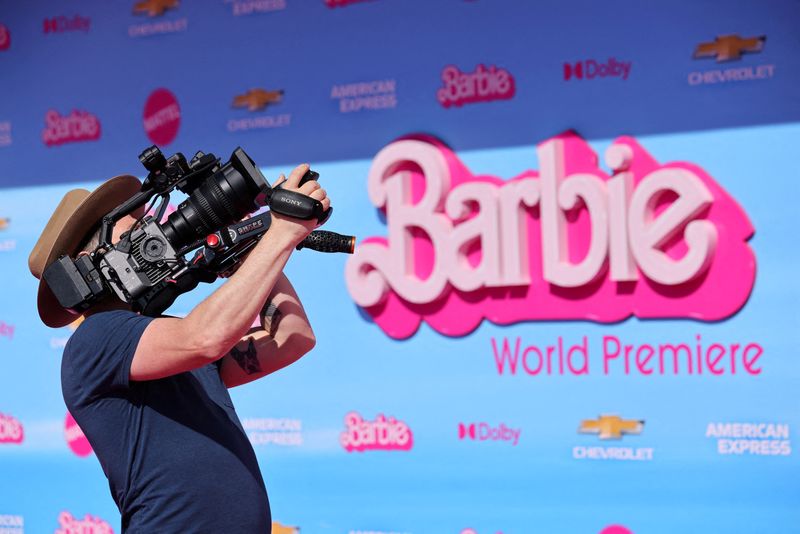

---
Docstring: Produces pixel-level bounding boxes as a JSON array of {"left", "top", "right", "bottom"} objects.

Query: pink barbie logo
[
  {"left": 42, "top": 110, "right": 101, "bottom": 147},
  {"left": 345, "top": 133, "right": 756, "bottom": 339},
  {"left": 0, "top": 413, "right": 24, "bottom": 444},
  {"left": 325, "top": 0, "right": 374, "bottom": 7},
  {"left": 143, "top": 88, "right": 181, "bottom": 145},
  {"left": 0, "top": 24, "right": 10, "bottom": 50},
  {"left": 0, "top": 320, "right": 14, "bottom": 340},
  {"left": 55, "top": 512, "right": 113, "bottom": 534},
  {"left": 64, "top": 412, "right": 92, "bottom": 457},
  {"left": 340, "top": 412, "right": 413, "bottom": 452},
  {"left": 437, "top": 64, "right": 515, "bottom": 108}
]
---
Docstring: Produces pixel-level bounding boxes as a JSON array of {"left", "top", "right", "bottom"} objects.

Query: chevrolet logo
[
  {"left": 271, "top": 522, "right": 299, "bottom": 534},
  {"left": 133, "top": 0, "right": 179, "bottom": 17},
  {"left": 0, "top": 218, "right": 8, "bottom": 231},
  {"left": 579, "top": 415, "right": 643, "bottom": 440},
  {"left": 694, "top": 34, "right": 765, "bottom": 62},
  {"left": 233, "top": 88, "right": 285, "bottom": 111}
]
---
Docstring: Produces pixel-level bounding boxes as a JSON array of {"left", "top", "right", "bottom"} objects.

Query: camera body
[{"left": 43, "top": 145, "right": 342, "bottom": 317}]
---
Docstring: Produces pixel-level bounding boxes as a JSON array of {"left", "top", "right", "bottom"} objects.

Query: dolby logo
[
  {"left": 563, "top": 57, "right": 631, "bottom": 81},
  {"left": 458, "top": 422, "right": 520, "bottom": 446},
  {"left": 42, "top": 15, "right": 90, "bottom": 34}
]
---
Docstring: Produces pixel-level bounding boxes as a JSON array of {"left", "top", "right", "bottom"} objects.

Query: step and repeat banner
[{"left": 1, "top": 1, "right": 799, "bottom": 533}]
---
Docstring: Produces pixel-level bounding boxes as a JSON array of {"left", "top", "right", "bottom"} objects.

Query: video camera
[{"left": 43, "top": 145, "right": 355, "bottom": 317}]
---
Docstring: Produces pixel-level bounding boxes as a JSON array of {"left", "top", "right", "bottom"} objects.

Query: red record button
[{"left": 206, "top": 234, "right": 220, "bottom": 248}]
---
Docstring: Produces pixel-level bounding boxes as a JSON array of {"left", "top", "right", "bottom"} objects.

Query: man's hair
[{"left": 78, "top": 225, "right": 102, "bottom": 255}]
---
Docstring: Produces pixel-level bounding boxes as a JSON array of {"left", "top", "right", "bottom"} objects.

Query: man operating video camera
[{"left": 28, "top": 161, "right": 330, "bottom": 532}]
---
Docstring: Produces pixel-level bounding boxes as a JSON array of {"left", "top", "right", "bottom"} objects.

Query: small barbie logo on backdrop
[
  {"left": 437, "top": 64, "right": 516, "bottom": 108},
  {"left": 0, "top": 413, "right": 23, "bottom": 444},
  {"left": 340, "top": 412, "right": 413, "bottom": 452},
  {"left": 55, "top": 512, "right": 113, "bottom": 534},
  {"left": 42, "top": 110, "right": 101, "bottom": 147}
]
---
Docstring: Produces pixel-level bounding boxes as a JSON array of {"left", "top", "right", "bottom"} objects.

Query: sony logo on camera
[{"left": 279, "top": 197, "right": 303, "bottom": 206}]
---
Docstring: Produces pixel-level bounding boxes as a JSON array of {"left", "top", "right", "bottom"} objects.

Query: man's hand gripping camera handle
[{"left": 266, "top": 170, "right": 333, "bottom": 225}]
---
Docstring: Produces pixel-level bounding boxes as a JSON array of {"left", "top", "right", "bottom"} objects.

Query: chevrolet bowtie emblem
[
  {"left": 271, "top": 522, "right": 299, "bottom": 534},
  {"left": 233, "top": 89, "right": 285, "bottom": 111},
  {"left": 133, "top": 0, "right": 179, "bottom": 17},
  {"left": 694, "top": 34, "right": 766, "bottom": 62},
  {"left": 0, "top": 218, "right": 8, "bottom": 231},
  {"left": 579, "top": 415, "right": 644, "bottom": 440}
]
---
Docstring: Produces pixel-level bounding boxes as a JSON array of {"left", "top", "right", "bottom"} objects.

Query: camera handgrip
[
  {"left": 269, "top": 189, "right": 332, "bottom": 224},
  {"left": 297, "top": 231, "right": 355, "bottom": 254}
]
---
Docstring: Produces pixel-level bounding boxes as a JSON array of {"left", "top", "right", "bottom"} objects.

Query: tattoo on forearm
[
  {"left": 229, "top": 338, "right": 261, "bottom": 375},
  {"left": 261, "top": 301, "right": 283, "bottom": 337}
]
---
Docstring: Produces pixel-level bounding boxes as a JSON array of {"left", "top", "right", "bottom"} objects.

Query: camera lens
[{"left": 161, "top": 148, "right": 267, "bottom": 250}]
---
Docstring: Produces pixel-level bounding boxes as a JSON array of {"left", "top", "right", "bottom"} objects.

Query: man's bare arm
[
  {"left": 129, "top": 164, "right": 329, "bottom": 381},
  {"left": 218, "top": 273, "right": 315, "bottom": 388}
]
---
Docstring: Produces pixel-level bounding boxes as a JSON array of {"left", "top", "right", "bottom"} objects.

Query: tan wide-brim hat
[{"left": 28, "top": 175, "right": 142, "bottom": 328}]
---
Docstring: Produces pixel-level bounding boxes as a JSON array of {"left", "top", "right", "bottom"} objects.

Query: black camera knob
[
  {"left": 140, "top": 235, "right": 167, "bottom": 262},
  {"left": 139, "top": 146, "right": 167, "bottom": 173}
]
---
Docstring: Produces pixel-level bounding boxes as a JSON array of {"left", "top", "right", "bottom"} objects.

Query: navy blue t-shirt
[{"left": 61, "top": 310, "right": 270, "bottom": 533}]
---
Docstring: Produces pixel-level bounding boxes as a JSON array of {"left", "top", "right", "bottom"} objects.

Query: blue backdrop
[{"left": 0, "top": 1, "right": 798, "bottom": 533}]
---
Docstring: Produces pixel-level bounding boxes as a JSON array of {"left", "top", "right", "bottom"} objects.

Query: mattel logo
[
  {"left": 0, "top": 24, "right": 10, "bottom": 51},
  {"left": 564, "top": 58, "right": 631, "bottom": 81},
  {"left": 64, "top": 412, "right": 92, "bottom": 457},
  {"left": 0, "top": 413, "right": 24, "bottom": 444},
  {"left": 458, "top": 422, "right": 520, "bottom": 446},
  {"left": 143, "top": 88, "right": 181, "bottom": 145},
  {"left": 55, "top": 512, "right": 113, "bottom": 534},
  {"left": 43, "top": 15, "right": 90, "bottom": 34}
]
